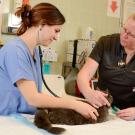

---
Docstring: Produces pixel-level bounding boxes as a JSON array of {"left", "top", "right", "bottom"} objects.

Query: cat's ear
[
  {"left": 96, "top": 87, "right": 113, "bottom": 104},
  {"left": 107, "top": 92, "right": 113, "bottom": 104},
  {"left": 102, "top": 89, "right": 113, "bottom": 104},
  {"left": 102, "top": 89, "right": 109, "bottom": 94},
  {"left": 96, "top": 87, "right": 108, "bottom": 93}
]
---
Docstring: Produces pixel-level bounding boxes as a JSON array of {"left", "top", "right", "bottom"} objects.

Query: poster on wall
[
  {"left": 107, "top": 0, "right": 121, "bottom": 18},
  {"left": 123, "top": 0, "right": 135, "bottom": 24}
]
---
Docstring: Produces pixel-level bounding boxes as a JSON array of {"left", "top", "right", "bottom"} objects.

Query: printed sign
[
  {"left": 23, "top": 0, "right": 29, "bottom": 4},
  {"left": 107, "top": 0, "right": 121, "bottom": 18}
]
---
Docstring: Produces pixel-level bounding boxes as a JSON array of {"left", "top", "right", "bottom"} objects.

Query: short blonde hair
[{"left": 127, "top": 13, "right": 135, "bottom": 21}]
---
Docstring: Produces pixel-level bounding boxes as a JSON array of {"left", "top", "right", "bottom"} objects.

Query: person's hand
[
  {"left": 86, "top": 90, "right": 110, "bottom": 108},
  {"left": 116, "top": 107, "right": 135, "bottom": 121},
  {"left": 74, "top": 100, "right": 99, "bottom": 120}
]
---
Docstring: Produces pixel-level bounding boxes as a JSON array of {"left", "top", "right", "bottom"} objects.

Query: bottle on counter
[
  {"left": 86, "top": 27, "right": 94, "bottom": 40},
  {"left": 43, "top": 61, "right": 51, "bottom": 74}
]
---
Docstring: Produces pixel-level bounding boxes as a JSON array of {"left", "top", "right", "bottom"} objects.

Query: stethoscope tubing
[{"left": 38, "top": 46, "right": 59, "bottom": 97}]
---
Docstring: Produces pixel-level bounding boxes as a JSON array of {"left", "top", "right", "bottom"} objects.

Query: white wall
[
  {"left": 30, "top": 0, "right": 120, "bottom": 63},
  {"left": 2, "top": 0, "right": 120, "bottom": 74}
]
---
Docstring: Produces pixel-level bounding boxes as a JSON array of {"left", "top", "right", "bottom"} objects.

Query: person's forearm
[
  {"left": 77, "top": 73, "right": 93, "bottom": 99},
  {"left": 77, "top": 57, "right": 99, "bottom": 100},
  {"left": 30, "top": 92, "right": 78, "bottom": 110},
  {"left": 17, "top": 80, "right": 78, "bottom": 110}
]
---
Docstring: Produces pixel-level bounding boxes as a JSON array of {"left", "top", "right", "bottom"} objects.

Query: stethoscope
[
  {"left": 38, "top": 43, "right": 126, "bottom": 97},
  {"left": 38, "top": 46, "right": 59, "bottom": 97}
]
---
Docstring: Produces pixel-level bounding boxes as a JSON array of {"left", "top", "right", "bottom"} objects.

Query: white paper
[{"left": 107, "top": 0, "right": 121, "bottom": 18}]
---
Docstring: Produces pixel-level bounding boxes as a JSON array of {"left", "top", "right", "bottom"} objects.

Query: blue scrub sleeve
[{"left": 4, "top": 47, "right": 34, "bottom": 86}]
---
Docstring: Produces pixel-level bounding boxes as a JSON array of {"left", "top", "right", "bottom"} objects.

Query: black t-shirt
[{"left": 90, "top": 33, "right": 135, "bottom": 109}]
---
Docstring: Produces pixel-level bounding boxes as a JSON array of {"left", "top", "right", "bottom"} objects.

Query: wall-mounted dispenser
[{"left": 2, "top": 0, "right": 22, "bottom": 34}]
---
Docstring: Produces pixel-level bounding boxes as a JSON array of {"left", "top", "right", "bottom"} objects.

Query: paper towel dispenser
[
  {"left": 2, "top": 13, "right": 21, "bottom": 34},
  {"left": 2, "top": 0, "right": 21, "bottom": 34}
]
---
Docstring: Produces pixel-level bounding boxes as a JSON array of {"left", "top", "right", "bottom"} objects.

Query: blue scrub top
[{"left": 0, "top": 37, "right": 42, "bottom": 115}]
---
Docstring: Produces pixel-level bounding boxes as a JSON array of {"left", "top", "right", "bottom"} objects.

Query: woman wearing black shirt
[{"left": 77, "top": 14, "right": 135, "bottom": 121}]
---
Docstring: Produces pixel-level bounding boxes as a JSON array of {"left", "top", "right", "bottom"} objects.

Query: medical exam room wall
[{"left": 2, "top": 0, "right": 120, "bottom": 74}]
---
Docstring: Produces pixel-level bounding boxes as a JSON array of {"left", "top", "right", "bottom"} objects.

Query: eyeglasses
[{"left": 121, "top": 27, "right": 135, "bottom": 38}]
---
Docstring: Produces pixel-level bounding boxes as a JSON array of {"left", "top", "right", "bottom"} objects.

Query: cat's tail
[
  {"left": 34, "top": 109, "right": 65, "bottom": 134},
  {"left": 47, "top": 126, "right": 65, "bottom": 134}
]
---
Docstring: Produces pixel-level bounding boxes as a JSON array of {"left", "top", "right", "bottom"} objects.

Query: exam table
[{"left": 0, "top": 74, "right": 135, "bottom": 135}]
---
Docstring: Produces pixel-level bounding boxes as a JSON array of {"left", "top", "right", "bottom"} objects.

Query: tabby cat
[{"left": 34, "top": 94, "right": 113, "bottom": 134}]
